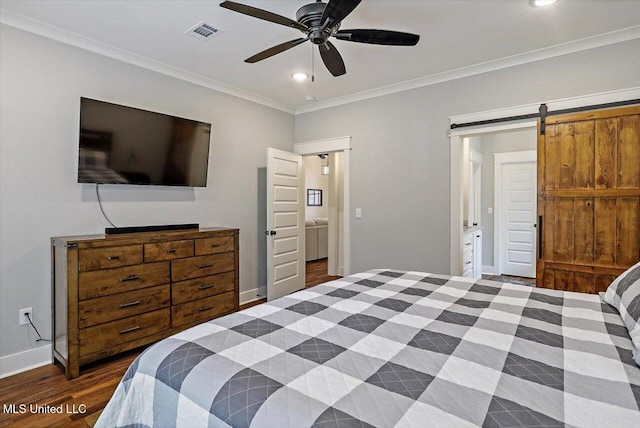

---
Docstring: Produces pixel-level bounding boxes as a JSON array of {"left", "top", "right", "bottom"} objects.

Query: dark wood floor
[
  {"left": 0, "top": 350, "right": 139, "bottom": 427},
  {"left": 0, "top": 258, "right": 341, "bottom": 427},
  {"left": 482, "top": 274, "right": 536, "bottom": 286},
  {"left": 239, "top": 258, "right": 341, "bottom": 310},
  {"left": 304, "top": 258, "right": 342, "bottom": 288}
]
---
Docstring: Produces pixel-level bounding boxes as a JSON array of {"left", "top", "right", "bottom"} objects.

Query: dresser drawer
[
  {"left": 171, "top": 292, "right": 235, "bottom": 328},
  {"left": 195, "top": 236, "right": 234, "bottom": 256},
  {"left": 463, "top": 232, "right": 473, "bottom": 246},
  {"left": 79, "top": 309, "right": 170, "bottom": 357},
  {"left": 463, "top": 245, "right": 473, "bottom": 262},
  {"left": 172, "top": 272, "right": 235, "bottom": 305},
  {"left": 144, "top": 240, "right": 194, "bottom": 262},
  {"left": 171, "top": 252, "right": 235, "bottom": 282},
  {"left": 79, "top": 261, "right": 170, "bottom": 300},
  {"left": 78, "top": 285, "right": 170, "bottom": 328},
  {"left": 79, "top": 245, "right": 143, "bottom": 272}
]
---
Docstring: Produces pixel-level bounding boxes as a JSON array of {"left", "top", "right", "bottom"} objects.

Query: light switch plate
[{"left": 355, "top": 208, "right": 362, "bottom": 219}]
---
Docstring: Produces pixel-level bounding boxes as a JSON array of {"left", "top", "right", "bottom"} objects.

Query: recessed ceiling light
[
  {"left": 533, "top": 0, "right": 557, "bottom": 6},
  {"left": 291, "top": 72, "right": 309, "bottom": 81}
]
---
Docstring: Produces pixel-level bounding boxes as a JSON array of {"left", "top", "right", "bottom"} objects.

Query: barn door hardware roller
[{"left": 539, "top": 104, "right": 548, "bottom": 135}]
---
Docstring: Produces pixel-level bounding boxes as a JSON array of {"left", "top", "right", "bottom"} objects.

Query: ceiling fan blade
[
  {"left": 335, "top": 29, "right": 420, "bottom": 46},
  {"left": 220, "top": 1, "right": 308, "bottom": 32},
  {"left": 319, "top": 41, "right": 346, "bottom": 77},
  {"left": 321, "top": 0, "right": 361, "bottom": 29},
  {"left": 245, "top": 38, "right": 309, "bottom": 63}
]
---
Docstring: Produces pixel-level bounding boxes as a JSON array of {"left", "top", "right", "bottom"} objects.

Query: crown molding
[
  {"left": 294, "top": 25, "right": 640, "bottom": 115},
  {"left": 2, "top": 7, "right": 638, "bottom": 118},
  {"left": 0, "top": 9, "right": 294, "bottom": 114}
]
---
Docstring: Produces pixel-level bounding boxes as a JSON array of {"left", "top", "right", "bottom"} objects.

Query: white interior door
[
  {"left": 267, "top": 147, "right": 305, "bottom": 301},
  {"left": 500, "top": 159, "right": 537, "bottom": 278}
]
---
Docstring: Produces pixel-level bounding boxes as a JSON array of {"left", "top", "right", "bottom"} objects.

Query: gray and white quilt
[{"left": 96, "top": 270, "right": 640, "bottom": 427}]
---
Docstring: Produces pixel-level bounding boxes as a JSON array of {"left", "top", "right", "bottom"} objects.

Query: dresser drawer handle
[
  {"left": 120, "top": 275, "right": 140, "bottom": 283},
  {"left": 465, "top": 261, "right": 472, "bottom": 265},
  {"left": 107, "top": 256, "right": 121, "bottom": 261},
  {"left": 198, "top": 284, "right": 214, "bottom": 290},
  {"left": 166, "top": 249, "right": 177, "bottom": 254},
  {"left": 198, "top": 306, "right": 214, "bottom": 312},
  {"left": 119, "top": 326, "right": 140, "bottom": 334},
  {"left": 211, "top": 244, "right": 221, "bottom": 248},
  {"left": 198, "top": 263, "right": 214, "bottom": 269},
  {"left": 465, "top": 243, "right": 472, "bottom": 246},
  {"left": 119, "top": 300, "right": 141, "bottom": 309}
]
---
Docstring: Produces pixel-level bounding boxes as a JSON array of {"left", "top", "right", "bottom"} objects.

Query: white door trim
[
  {"left": 294, "top": 136, "right": 351, "bottom": 276},
  {"left": 449, "top": 87, "right": 640, "bottom": 276},
  {"left": 294, "top": 136, "right": 352, "bottom": 154},
  {"left": 494, "top": 150, "right": 537, "bottom": 276}
]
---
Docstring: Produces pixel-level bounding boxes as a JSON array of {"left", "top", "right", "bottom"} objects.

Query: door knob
[{"left": 265, "top": 230, "right": 277, "bottom": 236}]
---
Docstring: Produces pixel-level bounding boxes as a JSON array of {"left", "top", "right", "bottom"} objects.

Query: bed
[{"left": 96, "top": 269, "right": 640, "bottom": 427}]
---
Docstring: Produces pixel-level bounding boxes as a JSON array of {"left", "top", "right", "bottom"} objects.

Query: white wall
[
  {"left": 0, "top": 25, "right": 294, "bottom": 363},
  {"left": 295, "top": 39, "right": 640, "bottom": 275},
  {"left": 303, "top": 156, "right": 329, "bottom": 220}
]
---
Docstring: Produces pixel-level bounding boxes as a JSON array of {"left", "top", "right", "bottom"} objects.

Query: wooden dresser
[{"left": 51, "top": 227, "right": 239, "bottom": 379}]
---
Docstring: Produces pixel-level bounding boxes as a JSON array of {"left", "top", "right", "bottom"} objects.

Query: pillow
[{"left": 604, "top": 261, "right": 640, "bottom": 366}]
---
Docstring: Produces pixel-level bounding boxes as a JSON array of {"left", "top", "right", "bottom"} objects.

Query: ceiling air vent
[{"left": 185, "top": 22, "right": 221, "bottom": 41}]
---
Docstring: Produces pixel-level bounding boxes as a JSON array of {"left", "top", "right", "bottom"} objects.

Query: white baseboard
[
  {"left": 240, "top": 287, "right": 267, "bottom": 305},
  {"left": 0, "top": 344, "right": 51, "bottom": 379},
  {"left": 483, "top": 265, "right": 498, "bottom": 275}
]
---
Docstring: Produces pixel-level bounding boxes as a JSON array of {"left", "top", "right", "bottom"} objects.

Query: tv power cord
[{"left": 26, "top": 312, "right": 51, "bottom": 342}]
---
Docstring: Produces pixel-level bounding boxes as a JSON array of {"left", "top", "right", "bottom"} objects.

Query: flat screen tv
[{"left": 78, "top": 97, "right": 211, "bottom": 187}]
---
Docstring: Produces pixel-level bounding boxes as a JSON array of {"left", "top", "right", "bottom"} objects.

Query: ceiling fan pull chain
[{"left": 311, "top": 44, "right": 315, "bottom": 82}]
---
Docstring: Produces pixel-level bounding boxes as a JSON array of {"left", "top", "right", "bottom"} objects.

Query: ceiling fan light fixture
[
  {"left": 292, "top": 72, "right": 309, "bottom": 81},
  {"left": 533, "top": 0, "right": 557, "bottom": 7},
  {"left": 220, "top": 0, "right": 420, "bottom": 78}
]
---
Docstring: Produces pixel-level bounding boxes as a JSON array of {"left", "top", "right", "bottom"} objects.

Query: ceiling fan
[{"left": 220, "top": 0, "right": 420, "bottom": 77}]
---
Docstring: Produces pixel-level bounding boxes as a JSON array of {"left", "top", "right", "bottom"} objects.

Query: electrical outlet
[{"left": 19, "top": 307, "right": 32, "bottom": 326}]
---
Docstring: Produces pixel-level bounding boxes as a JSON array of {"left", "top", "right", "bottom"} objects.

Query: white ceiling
[{"left": 1, "top": 0, "right": 639, "bottom": 113}]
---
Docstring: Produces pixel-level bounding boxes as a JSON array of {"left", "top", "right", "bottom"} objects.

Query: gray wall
[
  {"left": 295, "top": 39, "right": 640, "bottom": 275},
  {"left": 0, "top": 25, "right": 294, "bottom": 360},
  {"left": 478, "top": 128, "right": 538, "bottom": 266}
]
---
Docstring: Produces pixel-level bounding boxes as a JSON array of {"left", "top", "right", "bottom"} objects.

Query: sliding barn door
[{"left": 537, "top": 105, "right": 640, "bottom": 293}]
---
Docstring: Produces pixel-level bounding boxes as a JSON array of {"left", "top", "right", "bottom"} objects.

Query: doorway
[
  {"left": 449, "top": 89, "right": 639, "bottom": 288},
  {"left": 294, "top": 137, "right": 351, "bottom": 278},
  {"left": 264, "top": 137, "right": 351, "bottom": 302},
  {"left": 302, "top": 153, "right": 341, "bottom": 282},
  {"left": 453, "top": 125, "right": 538, "bottom": 285}
]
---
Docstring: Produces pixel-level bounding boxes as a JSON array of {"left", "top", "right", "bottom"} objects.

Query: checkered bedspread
[{"left": 96, "top": 270, "right": 640, "bottom": 428}]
